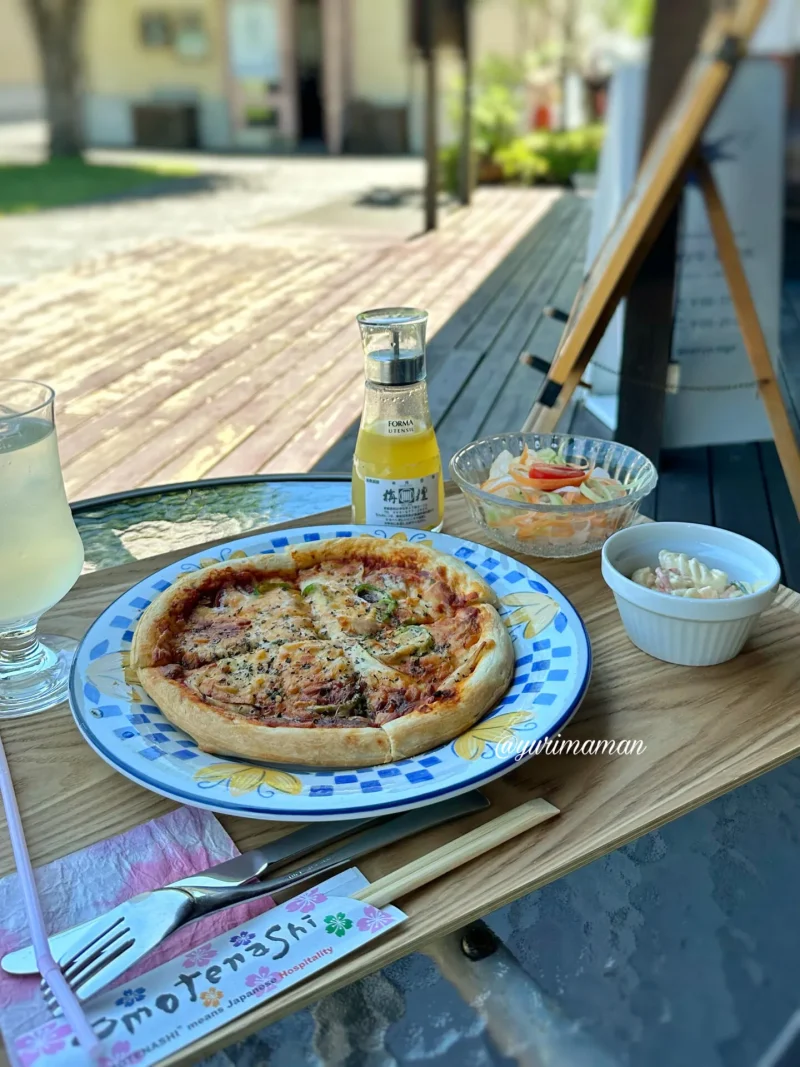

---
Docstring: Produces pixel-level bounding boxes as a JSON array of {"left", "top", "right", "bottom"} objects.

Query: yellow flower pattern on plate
[
  {"left": 454, "top": 711, "right": 535, "bottom": 761},
  {"left": 387, "top": 531, "right": 433, "bottom": 546},
  {"left": 500, "top": 592, "right": 559, "bottom": 638},
  {"left": 194, "top": 762, "right": 302, "bottom": 797},
  {"left": 86, "top": 650, "right": 143, "bottom": 704},
  {"left": 198, "top": 549, "right": 248, "bottom": 569}
]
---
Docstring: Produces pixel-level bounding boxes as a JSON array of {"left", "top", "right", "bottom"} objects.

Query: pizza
[{"left": 131, "top": 536, "right": 515, "bottom": 767}]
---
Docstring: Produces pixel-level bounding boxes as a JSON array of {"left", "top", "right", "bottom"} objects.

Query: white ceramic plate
[{"left": 70, "top": 525, "right": 591, "bottom": 820}]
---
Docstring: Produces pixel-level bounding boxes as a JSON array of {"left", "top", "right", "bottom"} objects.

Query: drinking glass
[{"left": 0, "top": 381, "right": 84, "bottom": 717}]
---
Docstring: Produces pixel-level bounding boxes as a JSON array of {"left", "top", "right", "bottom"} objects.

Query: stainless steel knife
[
  {"left": 1, "top": 813, "right": 386, "bottom": 976},
  {"left": 41, "top": 790, "right": 489, "bottom": 1008}
]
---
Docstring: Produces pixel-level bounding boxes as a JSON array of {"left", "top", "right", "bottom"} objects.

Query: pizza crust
[
  {"left": 132, "top": 536, "right": 515, "bottom": 768},
  {"left": 138, "top": 667, "right": 392, "bottom": 766},
  {"left": 381, "top": 604, "right": 515, "bottom": 760},
  {"left": 289, "top": 536, "right": 500, "bottom": 608}
]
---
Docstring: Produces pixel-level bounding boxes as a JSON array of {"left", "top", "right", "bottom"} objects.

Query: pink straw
[{"left": 0, "top": 733, "right": 100, "bottom": 1057}]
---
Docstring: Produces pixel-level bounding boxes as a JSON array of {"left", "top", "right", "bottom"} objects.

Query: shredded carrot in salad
[{"left": 479, "top": 446, "right": 629, "bottom": 543}]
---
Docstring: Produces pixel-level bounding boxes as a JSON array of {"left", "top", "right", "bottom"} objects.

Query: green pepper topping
[
  {"left": 354, "top": 583, "right": 382, "bottom": 602},
  {"left": 255, "top": 580, "right": 292, "bottom": 594},
  {"left": 355, "top": 583, "right": 396, "bottom": 621}
]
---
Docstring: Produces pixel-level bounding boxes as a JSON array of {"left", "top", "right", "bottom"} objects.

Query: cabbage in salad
[{"left": 477, "top": 444, "right": 630, "bottom": 544}]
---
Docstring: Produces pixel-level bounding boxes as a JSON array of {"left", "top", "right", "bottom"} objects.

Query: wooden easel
[{"left": 522, "top": 0, "right": 800, "bottom": 515}]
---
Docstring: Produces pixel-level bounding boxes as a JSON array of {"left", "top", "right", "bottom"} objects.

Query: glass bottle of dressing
[{"left": 352, "top": 307, "right": 444, "bottom": 531}]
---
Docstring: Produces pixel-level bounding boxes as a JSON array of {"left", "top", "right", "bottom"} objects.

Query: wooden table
[{"left": 3, "top": 487, "right": 800, "bottom": 1065}]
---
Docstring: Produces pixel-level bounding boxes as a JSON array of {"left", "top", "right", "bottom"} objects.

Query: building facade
[
  {"left": 2, "top": 0, "right": 535, "bottom": 153},
  {"left": 0, "top": 0, "right": 42, "bottom": 120}
]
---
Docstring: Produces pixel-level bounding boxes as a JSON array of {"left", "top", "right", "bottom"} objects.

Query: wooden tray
[{"left": 3, "top": 486, "right": 800, "bottom": 1065}]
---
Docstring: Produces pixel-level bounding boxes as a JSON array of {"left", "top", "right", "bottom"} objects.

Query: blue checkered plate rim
[{"left": 69, "top": 525, "right": 592, "bottom": 820}]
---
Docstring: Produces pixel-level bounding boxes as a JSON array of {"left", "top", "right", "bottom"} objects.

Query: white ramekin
[{"left": 601, "top": 522, "right": 781, "bottom": 666}]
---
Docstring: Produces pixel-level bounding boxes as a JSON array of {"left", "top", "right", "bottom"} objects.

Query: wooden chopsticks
[{"left": 355, "top": 798, "right": 559, "bottom": 909}]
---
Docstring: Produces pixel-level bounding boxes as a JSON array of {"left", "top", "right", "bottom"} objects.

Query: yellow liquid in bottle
[{"left": 352, "top": 421, "right": 445, "bottom": 530}]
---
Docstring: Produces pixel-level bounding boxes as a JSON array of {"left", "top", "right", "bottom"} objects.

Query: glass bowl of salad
[{"left": 449, "top": 433, "right": 658, "bottom": 558}]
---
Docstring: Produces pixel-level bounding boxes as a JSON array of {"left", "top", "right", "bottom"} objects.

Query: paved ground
[
  {"left": 0, "top": 130, "right": 559, "bottom": 500},
  {"left": 0, "top": 122, "right": 429, "bottom": 284}
]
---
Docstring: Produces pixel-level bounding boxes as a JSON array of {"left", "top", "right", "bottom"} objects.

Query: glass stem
[{"left": 0, "top": 621, "right": 46, "bottom": 675}]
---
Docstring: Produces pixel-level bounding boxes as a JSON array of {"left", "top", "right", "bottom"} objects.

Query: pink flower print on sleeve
[
  {"left": 15, "top": 1021, "right": 72, "bottom": 1066},
  {"left": 356, "top": 905, "right": 394, "bottom": 933},
  {"left": 182, "top": 942, "right": 217, "bottom": 969},
  {"left": 285, "top": 889, "right": 328, "bottom": 913},
  {"left": 245, "top": 965, "right": 283, "bottom": 996},
  {"left": 98, "top": 1041, "right": 145, "bottom": 1067}
]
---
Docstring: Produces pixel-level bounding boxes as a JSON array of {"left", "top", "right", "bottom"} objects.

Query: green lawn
[{"left": 0, "top": 158, "right": 199, "bottom": 215}]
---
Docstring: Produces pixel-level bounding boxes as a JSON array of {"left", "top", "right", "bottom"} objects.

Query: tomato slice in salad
[
  {"left": 520, "top": 462, "right": 589, "bottom": 491},
  {"left": 528, "top": 462, "right": 586, "bottom": 479}
]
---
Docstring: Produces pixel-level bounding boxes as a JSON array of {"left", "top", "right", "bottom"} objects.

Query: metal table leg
[{"left": 422, "top": 921, "right": 621, "bottom": 1067}]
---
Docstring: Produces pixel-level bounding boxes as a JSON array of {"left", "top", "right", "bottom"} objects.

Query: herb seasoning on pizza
[{"left": 131, "top": 536, "right": 514, "bottom": 767}]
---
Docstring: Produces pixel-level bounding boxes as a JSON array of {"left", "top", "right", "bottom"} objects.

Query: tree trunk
[
  {"left": 458, "top": 0, "right": 473, "bottom": 206},
  {"left": 423, "top": 0, "right": 439, "bottom": 231},
  {"left": 25, "top": 0, "right": 86, "bottom": 160}
]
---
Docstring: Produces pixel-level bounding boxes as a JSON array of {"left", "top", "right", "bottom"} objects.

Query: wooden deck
[{"left": 0, "top": 186, "right": 559, "bottom": 501}]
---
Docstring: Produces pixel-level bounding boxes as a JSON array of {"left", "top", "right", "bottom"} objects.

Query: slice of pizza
[
  {"left": 185, "top": 641, "right": 360, "bottom": 714},
  {"left": 174, "top": 583, "right": 317, "bottom": 668},
  {"left": 139, "top": 640, "right": 392, "bottom": 765},
  {"left": 293, "top": 535, "right": 499, "bottom": 642},
  {"left": 298, "top": 575, "right": 397, "bottom": 641},
  {"left": 362, "top": 605, "right": 486, "bottom": 677},
  {"left": 132, "top": 555, "right": 307, "bottom": 669},
  {"left": 380, "top": 634, "right": 512, "bottom": 760},
  {"left": 347, "top": 604, "right": 514, "bottom": 757},
  {"left": 290, "top": 536, "right": 499, "bottom": 612}
]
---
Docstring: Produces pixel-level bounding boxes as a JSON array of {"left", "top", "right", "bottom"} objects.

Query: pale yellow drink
[
  {"left": 0, "top": 417, "right": 84, "bottom": 625},
  {"left": 353, "top": 308, "right": 443, "bottom": 531},
  {"left": 352, "top": 420, "right": 445, "bottom": 529}
]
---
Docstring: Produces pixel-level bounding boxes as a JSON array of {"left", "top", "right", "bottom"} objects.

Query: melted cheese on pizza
[
  {"left": 184, "top": 641, "right": 367, "bottom": 725},
  {"left": 354, "top": 565, "right": 472, "bottom": 625},
  {"left": 287, "top": 570, "right": 488, "bottom": 723},
  {"left": 297, "top": 560, "right": 460, "bottom": 636},
  {"left": 299, "top": 571, "right": 393, "bottom": 640},
  {"left": 175, "top": 584, "right": 316, "bottom": 668},
  {"left": 362, "top": 607, "right": 481, "bottom": 678},
  {"left": 336, "top": 640, "right": 424, "bottom": 724}
]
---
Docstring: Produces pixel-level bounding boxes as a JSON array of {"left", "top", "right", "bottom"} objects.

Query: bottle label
[
  {"left": 385, "top": 418, "right": 417, "bottom": 436},
  {"left": 364, "top": 474, "right": 440, "bottom": 528}
]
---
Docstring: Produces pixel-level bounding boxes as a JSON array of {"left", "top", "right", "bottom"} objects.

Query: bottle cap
[{"left": 357, "top": 307, "right": 428, "bottom": 385}]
